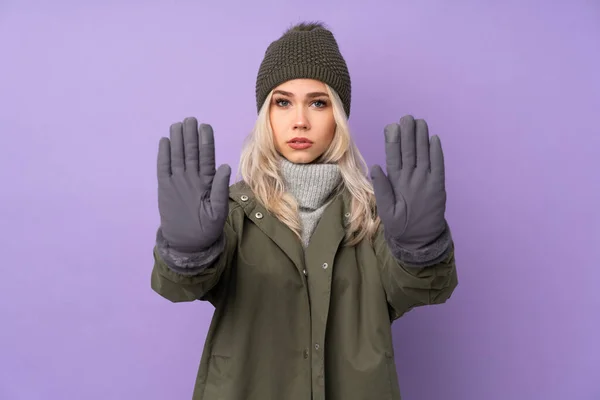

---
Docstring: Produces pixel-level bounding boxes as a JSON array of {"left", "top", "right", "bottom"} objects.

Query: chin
[{"left": 286, "top": 154, "right": 318, "bottom": 164}]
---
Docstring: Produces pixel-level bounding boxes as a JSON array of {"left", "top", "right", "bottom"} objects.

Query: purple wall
[{"left": 2, "top": 1, "right": 598, "bottom": 399}]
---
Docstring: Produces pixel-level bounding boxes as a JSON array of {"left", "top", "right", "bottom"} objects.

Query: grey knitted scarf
[{"left": 280, "top": 158, "right": 342, "bottom": 248}]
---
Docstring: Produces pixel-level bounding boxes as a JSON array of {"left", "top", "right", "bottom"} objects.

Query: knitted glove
[
  {"left": 370, "top": 115, "right": 451, "bottom": 265},
  {"left": 157, "top": 117, "right": 231, "bottom": 253}
]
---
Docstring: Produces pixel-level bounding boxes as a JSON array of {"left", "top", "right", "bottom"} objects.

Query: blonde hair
[{"left": 237, "top": 84, "right": 381, "bottom": 246}]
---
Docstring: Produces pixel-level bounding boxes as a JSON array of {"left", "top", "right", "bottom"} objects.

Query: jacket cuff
[
  {"left": 155, "top": 228, "right": 226, "bottom": 276},
  {"left": 385, "top": 222, "right": 453, "bottom": 267}
]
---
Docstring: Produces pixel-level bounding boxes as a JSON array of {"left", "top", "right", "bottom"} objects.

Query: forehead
[{"left": 273, "top": 79, "right": 327, "bottom": 94}]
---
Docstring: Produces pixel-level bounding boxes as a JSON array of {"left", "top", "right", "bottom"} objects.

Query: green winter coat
[{"left": 151, "top": 180, "right": 458, "bottom": 400}]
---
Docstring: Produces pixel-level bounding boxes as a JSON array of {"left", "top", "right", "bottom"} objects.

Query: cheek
[{"left": 269, "top": 112, "right": 283, "bottom": 143}]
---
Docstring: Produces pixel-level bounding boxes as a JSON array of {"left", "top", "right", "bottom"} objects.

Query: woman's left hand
[{"left": 370, "top": 115, "right": 447, "bottom": 250}]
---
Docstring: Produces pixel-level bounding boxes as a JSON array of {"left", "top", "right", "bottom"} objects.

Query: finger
[
  {"left": 157, "top": 137, "right": 171, "bottom": 179},
  {"left": 183, "top": 117, "right": 200, "bottom": 172},
  {"left": 430, "top": 135, "right": 445, "bottom": 184},
  {"left": 415, "top": 119, "right": 430, "bottom": 171},
  {"left": 399, "top": 115, "right": 416, "bottom": 169},
  {"left": 384, "top": 123, "right": 401, "bottom": 177},
  {"left": 198, "top": 123, "right": 217, "bottom": 189},
  {"left": 210, "top": 164, "right": 232, "bottom": 216},
  {"left": 370, "top": 164, "right": 395, "bottom": 218},
  {"left": 169, "top": 122, "right": 185, "bottom": 172}
]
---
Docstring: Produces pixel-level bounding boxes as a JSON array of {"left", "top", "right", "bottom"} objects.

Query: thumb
[
  {"left": 370, "top": 165, "right": 395, "bottom": 218},
  {"left": 210, "top": 164, "right": 231, "bottom": 216}
]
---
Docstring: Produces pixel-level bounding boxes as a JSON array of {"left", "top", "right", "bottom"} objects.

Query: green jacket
[{"left": 151, "top": 181, "right": 458, "bottom": 400}]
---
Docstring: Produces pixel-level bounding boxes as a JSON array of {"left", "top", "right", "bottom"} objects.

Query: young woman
[{"left": 152, "top": 21, "right": 458, "bottom": 400}]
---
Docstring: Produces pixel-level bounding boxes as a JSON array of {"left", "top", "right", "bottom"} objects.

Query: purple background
[{"left": 1, "top": 1, "right": 599, "bottom": 399}]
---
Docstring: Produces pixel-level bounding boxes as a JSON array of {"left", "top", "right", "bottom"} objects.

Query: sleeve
[
  {"left": 150, "top": 215, "right": 238, "bottom": 303},
  {"left": 373, "top": 222, "right": 458, "bottom": 321}
]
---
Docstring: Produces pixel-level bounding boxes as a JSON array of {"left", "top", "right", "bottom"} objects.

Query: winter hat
[{"left": 255, "top": 21, "right": 352, "bottom": 118}]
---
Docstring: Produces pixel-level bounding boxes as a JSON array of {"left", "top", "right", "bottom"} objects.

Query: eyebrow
[{"left": 273, "top": 90, "right": 329, "bottom": 98}]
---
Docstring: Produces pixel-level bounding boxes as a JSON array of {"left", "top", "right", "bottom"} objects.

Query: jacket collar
[
  {"left": 228, "top": 180, "right": 351, "bottom": 274},
  {"left": 229, "top": 180, "right": 351, "bottom": 217}
]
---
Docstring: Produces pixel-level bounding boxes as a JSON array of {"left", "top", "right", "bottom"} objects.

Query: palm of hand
[
  {"left": 157, "top": 117, "right": 231, "bottom": 251},
  {"left": 370, "top": 115, "right": 447, "bottom": 250}
]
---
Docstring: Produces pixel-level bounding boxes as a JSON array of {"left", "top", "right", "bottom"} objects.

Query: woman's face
[{"left": 269, "top": 79, "right": 336, "bottom": 164}]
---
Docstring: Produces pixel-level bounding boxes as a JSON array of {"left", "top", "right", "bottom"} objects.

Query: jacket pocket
[{"left": 202, "top": 355, "right": 232, "bottom": 400}]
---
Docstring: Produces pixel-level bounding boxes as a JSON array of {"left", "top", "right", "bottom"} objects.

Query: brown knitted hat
[{"left": 255, "top": 22, "right": 352, "bottom": 117}]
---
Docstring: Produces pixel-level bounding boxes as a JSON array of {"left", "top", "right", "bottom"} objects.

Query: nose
[{"left": 293, "top": 107, "right": 310, "bottom": 130}]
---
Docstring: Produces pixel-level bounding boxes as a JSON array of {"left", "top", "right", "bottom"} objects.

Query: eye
[
  {"left": 312, "top": 99, "right": 328, "bottom": 108},
  {"left": 274, "top": 98, "right": 290, "bottom": 107}
]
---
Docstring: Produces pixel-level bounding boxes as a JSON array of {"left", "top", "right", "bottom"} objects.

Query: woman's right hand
[{"left": 157, "top": 117, "right": 231, "bottom": 252}]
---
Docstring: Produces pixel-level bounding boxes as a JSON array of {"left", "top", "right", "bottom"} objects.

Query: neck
[
  {"left": 279, "top": 157, "right": 343, "bottom": 248},
  {"left": 279, "top": 157, "right": 342, "bottom": 210}
]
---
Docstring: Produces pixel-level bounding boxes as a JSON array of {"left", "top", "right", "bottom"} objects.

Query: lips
[
  {"left": 287, "top": 137, "right": 313, "bottom": 144},
  {"left": 287, "top": 137, "right": 313, "bottom": 150}
]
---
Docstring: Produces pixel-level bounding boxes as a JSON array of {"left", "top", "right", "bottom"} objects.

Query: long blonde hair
[{"left": 237, "top": 84, "right": 381, "bottom": 246}]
